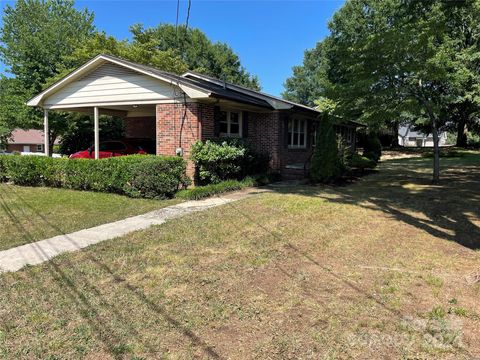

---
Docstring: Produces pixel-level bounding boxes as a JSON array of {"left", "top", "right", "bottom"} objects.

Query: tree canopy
[
  {"left": 283, "top": 0, "right": 480, "bottom": 182},
  {"left": 0, "top": 0, "right": 260, "bottom": 151},
  {"left": 130, "top": 24, "right": 260, "bottom": 90}
]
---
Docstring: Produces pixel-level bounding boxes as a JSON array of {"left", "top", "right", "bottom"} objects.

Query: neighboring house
[
  {"left": 27, "top": 54, "right": 361, "bottom": 178},
  {"left": 398, "top": 125, "right": 448, "bottom": 147},
  {"left": 6, "top": 129, "right": 59, "bottom": 153}
]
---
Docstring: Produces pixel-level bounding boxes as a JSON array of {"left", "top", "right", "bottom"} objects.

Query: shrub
[
  {"left": 310, "top": 117, "right": 345, "bottom": 183},
  {"left": 363, "top": 132, "right": 382, "bottom": 162},
  {"left": 347, "top": 153, "right": 377, "bottom": 171},
  {"left": 0, "top": 155, "right": 47, "bottom": 186},
  {"left": 0, "top": 155, "right": 187, "bottom": 199},
  {"left": 124, "top": 156, "right": 189, "bottom": 199},
  {"left": 0, "top": 155, "right": 8, "bottom": 182},
  {"left": 190, "top": 139, "right": 269, "bottom": 185}
]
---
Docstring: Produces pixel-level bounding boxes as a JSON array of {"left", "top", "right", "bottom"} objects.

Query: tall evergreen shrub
[{"left": 310, "top": 117, "right": 345, "bottom": 183}]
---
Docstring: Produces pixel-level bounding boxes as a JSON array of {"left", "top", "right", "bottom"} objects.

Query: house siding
[{"left": 45, "top": 63, "right": 177, "bottom": 107}]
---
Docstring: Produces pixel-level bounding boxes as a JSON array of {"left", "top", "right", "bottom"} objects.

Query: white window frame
[
  {"left": 36, "top": 144, "right": 44, "bottom": 152},
  {"left": 219, "top": 109, "right": 243, "bottom": 138},
  {"left": 288, "top": 117, "right": 308, "bottom": 149}
]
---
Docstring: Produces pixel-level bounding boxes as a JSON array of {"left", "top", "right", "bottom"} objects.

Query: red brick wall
[
  {"left": 249, "top": 111, "right": 315, "bottom": 174},
  {"left": 156, "top": 102, "right": 318, "bottom": 179},
  {"left": 248, "top": 111, "right": 283, "bottom": 171},
  {"left": 199, "top": 103, "right": 215, "bottom": 140},
  {"left": 7, "top": 144, "right": 43, "bottom": 153},
  {"left": 124, "top": 117, "right": 155, "bottom": 139},
  {"left": 156, "top": 102, "right": 209, "bottom": 176}
]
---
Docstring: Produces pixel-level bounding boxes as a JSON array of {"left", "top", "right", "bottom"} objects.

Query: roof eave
[{"left": 26, "top": 54, "right": 212, "bottom": 107}]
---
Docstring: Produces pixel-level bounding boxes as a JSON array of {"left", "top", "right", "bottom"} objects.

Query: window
[
  {"left": 219, "top": 110, "right": 242, "bottom": 137},
  {"left": 36, "top": 144, "right": 43, "bottom": 152},
  {"left": 408, "top": 137, "right": 416, "bottom": 142},
  {"left": 288, "top": 118, "right": 307, "bottom": 148}
]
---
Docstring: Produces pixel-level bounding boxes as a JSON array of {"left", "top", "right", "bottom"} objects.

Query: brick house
[
  {"left": 27, "top": 54, "right": 360, "bottom": 178},
  {"left": 4, "top": 129, "right": 59, "bottom": 153}
]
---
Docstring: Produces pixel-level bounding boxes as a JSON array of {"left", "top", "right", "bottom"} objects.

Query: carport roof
[{"left": 27, "top": 54, "right": 321, "bottom": 115}]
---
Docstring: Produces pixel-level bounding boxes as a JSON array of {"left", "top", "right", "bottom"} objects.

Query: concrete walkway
[{"left": 0, "top": 189, "right": 266, "bottom": 273}]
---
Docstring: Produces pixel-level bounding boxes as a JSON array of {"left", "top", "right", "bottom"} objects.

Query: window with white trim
[
  {"left": 287, "top": 118, "right": 307, "bottom": 148},
  {"left": 219, "top": 110, "right": 242, "bottom": 137},
  {"left": 36, "top": 144, "right": 43, "bottom": 152}
]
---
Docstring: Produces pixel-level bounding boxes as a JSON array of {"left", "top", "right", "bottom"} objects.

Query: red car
[{"left": 69, "top": 139, "right": 155, "bottom": 159}]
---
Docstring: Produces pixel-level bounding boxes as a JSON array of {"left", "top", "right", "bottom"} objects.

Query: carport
[{"left": 26, "top": 54, "right": 211, "bottom": 158}]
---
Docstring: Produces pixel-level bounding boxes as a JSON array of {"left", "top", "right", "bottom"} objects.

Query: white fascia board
[
  {"left": 45, "top": 98, "right": 199, "bottom": 110},
  {"left": 27, "top": 55, "right": 211, "bottom": 107},
  {"left": 179, "top": 84, "right": 211, "bottom": 99}
]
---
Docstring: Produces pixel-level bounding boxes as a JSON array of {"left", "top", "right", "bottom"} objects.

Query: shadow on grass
[
  {"left": 269, "top": 156, "right": 480, "bottom": 250},
  {"left": 1, "top": 154, "right": 478, "bottom": 358},
  {"left": 0, "top": 185, "right": 222, "bottom": 359}
]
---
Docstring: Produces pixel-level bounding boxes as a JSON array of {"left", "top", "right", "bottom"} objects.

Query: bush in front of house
[
  {"left": 346, "top": 153, "right": 377, "bottom": 171},
  {"left": 310, "top": 117, "right": 345, "bottom": 183},
  {"left": 123, "top": 156, "right": 190, "bottom": 199},
  {"left": 0, "top": 155, "right": 187, "bottom": 199},
  {"left": 363, "top": 132, "right": 382, "bottom": 162},
  {"left": 0, "top": 155, "right": 47, "bottom": 186},
  {"left": 190, "top": 139, "right": 269, "bottom": 185}
]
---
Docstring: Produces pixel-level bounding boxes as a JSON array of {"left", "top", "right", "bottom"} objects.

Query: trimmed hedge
[{"left": 0, "top": 155, "right": 188, "bottom": 199}]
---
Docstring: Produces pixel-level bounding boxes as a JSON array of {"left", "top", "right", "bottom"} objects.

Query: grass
[
  {"left": 0, "top": 184, "right": 178, "bottom": 250},
  {"left": 1, "top": 151, "right": 480, "bottom": 359},
  {"left": 176, "top": 178, "right": 256, "bottom": 200}
]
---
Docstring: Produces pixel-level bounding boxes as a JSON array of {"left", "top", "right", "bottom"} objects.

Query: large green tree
[
  {"left": 0, "top": 0, "right": 95, "bottom": 149},
  {"left": 130, "top": 24, "right": 260, "bottom": 90},
  {"left": 282, "top": 41, "right": 331, "bottom": 107},
  {"left": 285, "top": 0, "right": 480, "bottom": 182}
]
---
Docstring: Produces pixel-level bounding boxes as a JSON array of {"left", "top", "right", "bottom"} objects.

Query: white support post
[
  {"left": 94, "top": 106, "right": 99, "bottom": 160},
  {"left": 44, "top": 109, "right": 49, "bottom": 157}
]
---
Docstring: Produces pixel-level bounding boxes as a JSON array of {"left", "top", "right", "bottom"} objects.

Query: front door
[{"left": 23, "top": 145, "right": 30, "bottom": 152}]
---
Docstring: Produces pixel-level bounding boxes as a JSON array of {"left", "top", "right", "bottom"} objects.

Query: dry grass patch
[{"left": 0, "top": 152, "right": 479, "bottom": 359}]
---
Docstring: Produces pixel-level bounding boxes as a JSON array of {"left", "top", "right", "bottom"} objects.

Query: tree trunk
[
  {"left": 391, "top": 121, "right": 399, "bottom": 147},
  {"left": 456, "top": 117, "right": 467, "bottom": 147},
  {"left": 49, "top": 131, "right": 57, "bottom": 157},
  {"left": 432, "top": 118, "right": 440, "bottom": 183}
]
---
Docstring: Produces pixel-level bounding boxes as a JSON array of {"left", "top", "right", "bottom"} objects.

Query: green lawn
[
  {"left": 0, "top": 152, "right": 479, "bottom": 359},
  {"left": 0, "top": 184, "right": 178, "bottom": 250}
]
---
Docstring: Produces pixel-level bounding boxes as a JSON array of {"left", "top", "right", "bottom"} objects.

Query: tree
[
  {"left": 130, "top": 24, "right": 260, "bottom": 90},
  {"left": 310, "top": 116, "right": 344, "bottom": 183},
  {"left": 0, "top": 0, "right": 95, "bottom": 153},
  {"left": 284, "top": 0, "right": 480, "bottom": 182},
  {"left": 324, "top": 0, "right": 480, "bottom": 182},
  {"left": 283, "top": 41, "right": 331, "bottom": 107}
]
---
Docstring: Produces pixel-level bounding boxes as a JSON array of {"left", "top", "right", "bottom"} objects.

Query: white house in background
[{"left": 398, "top": 125, "right": 448, "bottom": 147}]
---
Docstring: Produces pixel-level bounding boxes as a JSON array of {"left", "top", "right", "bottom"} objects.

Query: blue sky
[{"left": 0, "top": 0, "right": 344, "bottom": 96}]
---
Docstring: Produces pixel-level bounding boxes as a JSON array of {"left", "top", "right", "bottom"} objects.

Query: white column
[
  {"left": 94, "top": 106, "right": 99, "bottom": 160},
  {"left": 44, "top": 109, "right": 49, "bottom": 157}
]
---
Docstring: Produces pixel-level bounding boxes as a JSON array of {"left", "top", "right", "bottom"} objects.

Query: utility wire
[
  {"left": 175, "top": 0, "right": 180, "bottom": 42},
  {"left": 185, "top": 0, "right": 191, "bottom": 32}
]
